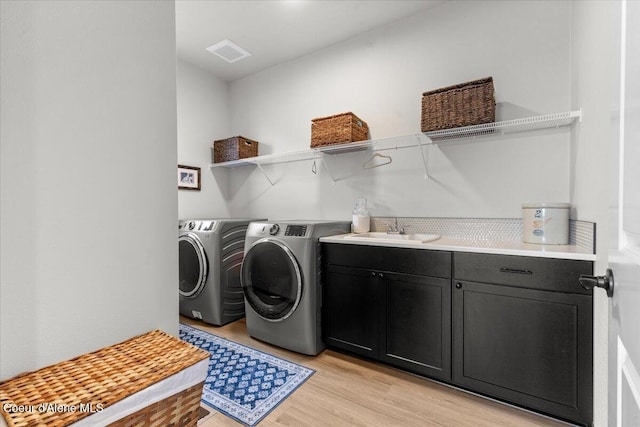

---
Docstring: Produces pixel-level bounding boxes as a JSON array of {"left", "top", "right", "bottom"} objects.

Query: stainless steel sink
[{"left": 344, "top": 232, "right": 440, "bottom": 243}]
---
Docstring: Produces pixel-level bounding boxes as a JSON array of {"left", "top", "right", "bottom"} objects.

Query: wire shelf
[
  {"left": 424, "top": 110, "right": 581, "bottom": 142},
  {"left": 210, "top": 134, "right": 427, "bottom": 169},
  {"left": 209, "top": 110, "right": 581, "bottom": 169}
]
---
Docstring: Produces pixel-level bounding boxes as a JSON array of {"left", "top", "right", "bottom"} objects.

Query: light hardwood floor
[{"left": 183, "top": 316, "right": 568, "bottom": 427}]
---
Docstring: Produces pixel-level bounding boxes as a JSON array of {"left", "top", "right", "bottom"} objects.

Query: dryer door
[
  {"left": 179, "top": 233, "right": 208, "bottom": 298},
  {"left": 241, "top": 239, "right": 302, "bottom": 322}
]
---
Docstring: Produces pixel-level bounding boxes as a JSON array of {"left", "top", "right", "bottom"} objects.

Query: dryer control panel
[
  {"left": 247, "top": 222, "right": 310, "bottom": 238},
  {"left": 285, "top": 225, "right": 308, "bottom": 237}
]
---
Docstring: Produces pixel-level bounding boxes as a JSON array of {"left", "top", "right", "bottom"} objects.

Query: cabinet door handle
[
  {"left": 371, "top": 271, "right": 377, "bottom": 277},
  {"left": 455, "top": 282, "right": 462, "bottom": 289},
  {"left": 378, "top": 273, "right": 384, "bottom": 278},
  {"left": 499, "top": 267, "right": 533, "bottom": 275}
]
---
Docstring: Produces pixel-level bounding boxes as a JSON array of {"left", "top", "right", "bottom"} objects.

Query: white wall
[
  {"left": 570, "top": 1, "right": 618, "bottom": 426},
  {"left": 0, "top": 0, "right": 177, "bottom": 380},
  {"left": 226, "top": 0, "right": 572, "bottom": 221},
  {"left": 177, "top": 60, "right": 231, "bottom": 219}
]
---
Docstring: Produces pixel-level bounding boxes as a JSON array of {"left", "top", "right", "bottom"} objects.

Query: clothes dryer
[
  {"left": 179, "top": 218, "right": 264, "bottom": 326},
  {"left": 241, "top": 220, "right": 351, "bottom": 355}
]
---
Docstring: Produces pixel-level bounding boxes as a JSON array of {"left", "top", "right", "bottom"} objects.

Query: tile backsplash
[{"left": 370, "top": 217, "right": 595, "bottom": 254}]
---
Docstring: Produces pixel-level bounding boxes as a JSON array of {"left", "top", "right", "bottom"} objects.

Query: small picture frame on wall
[{"left": 177, "top": 165, "right": 201, "bottom": 191}]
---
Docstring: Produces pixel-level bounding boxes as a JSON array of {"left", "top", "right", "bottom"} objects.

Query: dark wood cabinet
[
  {"left": 324, "top": 265, "right": 380, "bottom": 358},
  {"left": 323, "top": 244, "right": 452, "bottom": 380},
  {"left": 452, "top": 253, "right": 593, "bottom": 426},
  {"left": 322, "top": 244, "right": 594, "bottom": 426},
  {"left": 380, "top": 272, "right": 450, "bottom": 380}
]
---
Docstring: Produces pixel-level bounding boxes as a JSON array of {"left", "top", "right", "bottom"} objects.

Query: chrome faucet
[{"left": 387, "top": 218, "right": 407, "bottom": 235}]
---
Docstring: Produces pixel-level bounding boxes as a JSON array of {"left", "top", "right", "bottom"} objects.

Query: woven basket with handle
[
  {"left": 213, "top": 136, "right": 258, "bottom": 163},
  {"left": 421, "top": 77, "right": 495, "bottom": 132},
  {"left": 311, "top": 112, "right": 369, "bottom": 148}
]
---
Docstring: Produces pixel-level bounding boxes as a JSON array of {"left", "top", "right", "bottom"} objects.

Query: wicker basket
[
  {"left": 213, "top": 136, "right": 258, "bottom": 163},
  {"left": 421, "top": 77, "right": 495, "bottom": 132},
  {"left": 311, "top": 112, "right": 369, "bottom": 148},
  {"left": 0, "top": 330, "right": 209, "bottom": 427},
  {"left": 109, "top": 382, "right": 204, "bottom": 427}
]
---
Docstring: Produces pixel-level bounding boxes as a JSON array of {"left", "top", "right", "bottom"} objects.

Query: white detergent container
[
  {"left": 352, "top": 197, "right": 370, "bottom": 234},
  {"left": 522, "top": 202, "right": 570, "bottom": 245}
]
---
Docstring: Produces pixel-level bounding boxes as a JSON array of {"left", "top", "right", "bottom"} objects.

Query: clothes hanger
[{"left": 362, "top": 152, "right": 392, "bottom": 169}]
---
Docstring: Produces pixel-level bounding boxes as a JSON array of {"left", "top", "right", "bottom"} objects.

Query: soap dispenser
[{"left": 352, "top": 197, "right": 370, "bottom": 234}]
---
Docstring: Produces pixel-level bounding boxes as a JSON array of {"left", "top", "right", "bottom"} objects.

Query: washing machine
[
  {"left": 241, "top": 220, "right": 351, "bottom": 355},
  {"left": 179, "top": 218, "right": 264, "bottom": 326}
]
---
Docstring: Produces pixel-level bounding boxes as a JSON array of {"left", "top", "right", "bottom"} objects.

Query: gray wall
[
  {"left": 177, "top": 60, "right": 231, "bottom": 219},
  {"left": 0, "top": 0, "right": 178, "bottom": 380},
  {"left": 225, "top": 0, "right": 572, "bottom": 221}
]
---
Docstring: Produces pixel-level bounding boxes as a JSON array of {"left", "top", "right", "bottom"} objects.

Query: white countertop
[{"left": 320, "top": 233, "right": 596, "bottom": 261}]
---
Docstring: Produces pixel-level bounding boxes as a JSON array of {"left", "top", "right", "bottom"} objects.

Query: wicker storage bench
[
  {"left": 0, "top": 330, "right": 209, "bottom": 427},
  {"left": 421, "top": 77, "right": 495, "bottom": 132},
  {"left": 311, "top": 112, "right": 369, "bottom": 148}
]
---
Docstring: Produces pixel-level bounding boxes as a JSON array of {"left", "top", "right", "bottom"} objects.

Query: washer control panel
[{"left": 178, "top": 220, "right": 216, "bottom": 232}]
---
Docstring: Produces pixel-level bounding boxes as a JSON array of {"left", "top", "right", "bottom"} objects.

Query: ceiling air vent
[{"left": 205, "top": 39, "right": 252, "bottom": 63}]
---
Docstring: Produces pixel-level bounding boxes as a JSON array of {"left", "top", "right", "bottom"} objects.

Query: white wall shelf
[
  {"left": 424, "top": 109, "right": 581, "bottom": 141},
  {"left": 209, "top": 110, "right": 581, "bottom": 185}
]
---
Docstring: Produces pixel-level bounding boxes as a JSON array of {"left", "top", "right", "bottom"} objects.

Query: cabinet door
[
  {"left": 453, "top": 280, "right": 593, "bottom": 425},
  {"left": 324, "top": 265, "right": 379, "bottom": 358},
  {"left": 381, "top": 272, "right": 451, "bottom": 380}
]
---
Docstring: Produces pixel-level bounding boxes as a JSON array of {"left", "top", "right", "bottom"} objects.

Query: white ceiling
[{"left": 175, "top": 0, "right": 444, "bottom": 82}]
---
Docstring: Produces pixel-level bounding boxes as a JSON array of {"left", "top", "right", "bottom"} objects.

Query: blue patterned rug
[{"left": 179, "top": 323, "right": 314, "bottom": 426}]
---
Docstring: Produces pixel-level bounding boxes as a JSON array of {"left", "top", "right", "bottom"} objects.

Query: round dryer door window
[
  {"left": 241, "top": 239, "right": 302, "bottom": 322},
  {"left": 179, "top": 233, "right": 208, "bottom": 298}
]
